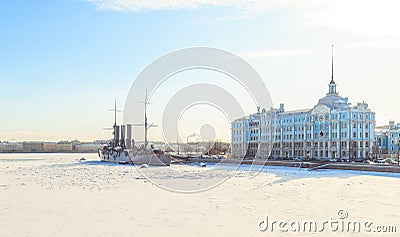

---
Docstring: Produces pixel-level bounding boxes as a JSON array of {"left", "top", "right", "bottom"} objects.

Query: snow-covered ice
[{"left": 0, "top": 153, "right": 399, "bottom": 236}]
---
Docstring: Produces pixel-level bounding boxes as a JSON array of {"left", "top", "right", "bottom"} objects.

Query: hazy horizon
[{"left": 2, "top": 0, "right": 400, "bottom": 142}]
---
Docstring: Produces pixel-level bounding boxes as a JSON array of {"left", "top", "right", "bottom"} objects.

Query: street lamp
[{"left": 378, "top": 145, "right": 381, "bottom": 160}]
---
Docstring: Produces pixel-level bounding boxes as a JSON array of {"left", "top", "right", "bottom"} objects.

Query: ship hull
[{"left": 100, "top": 150, "right": 171, "bottom": 166}]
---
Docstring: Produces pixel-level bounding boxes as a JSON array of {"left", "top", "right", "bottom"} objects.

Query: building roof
[
  {"left": 317, "top": 93, "right": 345, "bottom": 109},
  {"left": 280, "top": 108, "right": 311, "bottom": 115}
]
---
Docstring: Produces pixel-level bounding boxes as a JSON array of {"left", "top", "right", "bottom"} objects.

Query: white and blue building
[
  {"left": 375, "top": 121, "right": 400, "bottom": 157},
  {"left": 231, "top": 66, "right": 376, "bottom": 160}
]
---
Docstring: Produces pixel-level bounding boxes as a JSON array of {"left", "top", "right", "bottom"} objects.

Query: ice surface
[{"left": 0, "top": 153, "right": 399, "bottom": 236}]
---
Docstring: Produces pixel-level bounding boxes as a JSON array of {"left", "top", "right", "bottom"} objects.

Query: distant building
[
  {"left": 43, "top": 142, "right": 58, "bottom": 152},
  {"left": 231, "top": 56, "right": 375, "bottom": 160},
  {"left": 93, "top": 140, "right": 109, "bottom": 144},
  {"left": 57, "top": 142, "right": 73, "bottom": 152},
  {"left": 0, "top": 142, "right": 23, "bottom": 153},
  {"left": 74, "top": 143, "right": 99, "bottom": 152},
  {"left": 43, "top": 142, "right": 72, "bottom": 152},
  {"left": 0, "top": 140, "right": 100, "bottom": 153},
  {"left": 22, "top": 141, "right": 44, "bottom": 153},
  {"left": 375, "top": 121, "right": 400, "bottom": 157}
]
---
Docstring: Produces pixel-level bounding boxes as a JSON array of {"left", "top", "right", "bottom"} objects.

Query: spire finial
[
  {"left": 330, "top": 44, "right": 334, "bottom": 84},
  {"left": 327, "top": 44, "right": 337, "bottom": 94}
]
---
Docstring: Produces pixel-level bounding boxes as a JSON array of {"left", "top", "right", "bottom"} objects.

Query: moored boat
[{"left": 98, "top": 98, "right": 171, "bottom": 166}]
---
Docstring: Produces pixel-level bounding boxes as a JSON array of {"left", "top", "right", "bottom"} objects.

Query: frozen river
[{"left": 1, "top": 153, "right": 399, "bottom": 236}]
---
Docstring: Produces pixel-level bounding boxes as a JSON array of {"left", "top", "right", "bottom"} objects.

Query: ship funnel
[
  {"left": 126, "top": 124, "right": 132, "bottom": 149},
  {"left": 114, "top": 125, "right": 120, "bottom": 146},
  {"left": 121, "top": 125, "right": 126, "bottom": 149}
]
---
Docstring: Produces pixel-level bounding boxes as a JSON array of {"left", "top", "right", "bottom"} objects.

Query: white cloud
[
  {"left": 87, "top": 0, "right": 400, "bottom": 36},
  {"left": 240, "top": 49, "right": 312, "bottom": 59},
  {"left": 87, "top": 0, "right": 247, "bottom": 11},
  {"left": 350, "top": 38, "right": 400, "bottom": 50},
  {"left": 296, "top": 0, "right": 400, "bottom": 37}
]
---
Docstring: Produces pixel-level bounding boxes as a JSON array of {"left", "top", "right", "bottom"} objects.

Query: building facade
[
  {"left": 374, "top": 121, "right": 400, "bottom": 158},
  {"left": 0, "top": 140, "right": 101, "bottom": 153},
  {"left": 231, "top": 78, "right": 376, "bottom": 161},
  {"left": 22, "top": 141, "right": 44, "bottom": 153},
  {"left": 0, "top": 142, "right": 23, "bottom": 153},
  {"left": 43, "top": 142, "right": 73, "bottom": 152}
]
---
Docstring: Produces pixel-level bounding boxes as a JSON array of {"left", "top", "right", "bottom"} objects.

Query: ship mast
[
  {"left": 114, "top": 99, "right": 117, "bottom": 127},
  {"left": 144, "top": 89, "right": 148, "bottom": 149},
  {"left": 106, "top": 99, "right": 123, "bottom": 147},
  {"left": 136, "top": 89, "right": 157, "bottom": 150},
  {"left": 177, "top": 138, "right": 180, "bottom": 155},
  {"left": 114, "top": 99, "right": 117, "bottom": 146}
]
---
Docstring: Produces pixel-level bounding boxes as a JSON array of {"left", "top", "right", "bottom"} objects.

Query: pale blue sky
[{"left": 1, "top": 0, "right": 400, "bottom": 141}]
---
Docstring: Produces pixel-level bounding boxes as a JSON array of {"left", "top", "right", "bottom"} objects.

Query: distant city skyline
[{"left": 1, "top": 0, "right": 400, "bottom": 142}]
